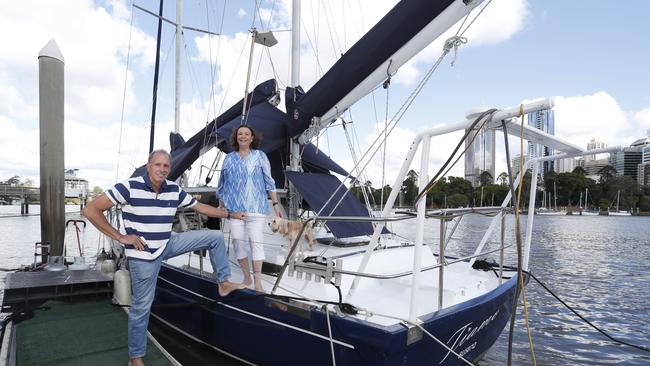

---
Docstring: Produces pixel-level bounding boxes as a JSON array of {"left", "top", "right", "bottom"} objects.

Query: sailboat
[
  {"left": 537, "top": 181, "right": 566, "bottom": 215},
  {"left": 581, "top": 187, "right": 599, "bottom": 216},
  {"left": 104, "top": 1, "right": 621, "bottom": 365},
  {"left": 609, "top": 190, "right": 631, "bottom": 216}
]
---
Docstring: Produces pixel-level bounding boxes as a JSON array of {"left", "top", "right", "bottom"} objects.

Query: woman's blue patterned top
[{"left": 216, "top": 149, "right": 276, "bottom": 214}]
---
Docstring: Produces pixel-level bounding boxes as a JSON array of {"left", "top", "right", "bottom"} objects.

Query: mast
[
  {"left": 149, "top": 0, "right": 164, "bottom": 153},
  {"left": 174, "top": 0, "right": 182, "bottom": 133},
  {"left": 554, "top": 180, "right": 558, "bottom": 210},
  {"left": 288, "top": 0, "right": 301, "bottom": 219}
]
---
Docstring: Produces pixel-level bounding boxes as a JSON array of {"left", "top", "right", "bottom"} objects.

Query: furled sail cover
[
  {"left": 286, "top": 171, "right": 387, "bottom": 238},
  {"left": 287, "top": 0, "right": 456, "bottom": 136},
  {"left": 130, "top": 79, "right": 278, "bottom": 181},
  {"left": 216, "top": 102, "right": 289, "bottom": 154},
  {"left": 300, "top": 143, "right": 349, "bottom": 178}
]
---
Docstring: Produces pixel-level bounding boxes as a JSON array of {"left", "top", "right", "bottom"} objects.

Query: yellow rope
[{"left": 515, "top": 104, "right": 537, "bottom": 365}]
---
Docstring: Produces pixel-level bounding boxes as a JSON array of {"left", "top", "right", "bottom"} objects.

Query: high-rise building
[
  {"left": 636, "top": 136, "right": 650, "bottom": 186},
  {"left": 464, "top": 128, "right": 495, "bottom": 187},
  {"left": 510, "top": 154, "right": 523, "bottom": 178},
  {"left": 610, "top": 147, "right": 642, "bottom": 182},
  {"left": 527, "top": 109, "right": 555, "bottom": 180},
  {"left": 556, "top": 157, "right": 577, "bottom": 173},
  {"left": 585, "top": 138, "right": 608, "bottom": 162}
]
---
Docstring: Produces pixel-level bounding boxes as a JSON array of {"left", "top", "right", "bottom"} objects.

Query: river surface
[{"left": 1, "top": 205, "right": 649, "bottom": 365}]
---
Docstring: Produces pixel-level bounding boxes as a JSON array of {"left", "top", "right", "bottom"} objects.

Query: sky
[{"left": 1, "top": 0, "right": 649, "bottom": 190}]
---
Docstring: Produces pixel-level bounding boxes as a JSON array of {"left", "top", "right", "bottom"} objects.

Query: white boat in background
[
  {"left": 536, "top": 207, "right": 567, "bottom": 216},
  {"left": 609, "top": 190, "right": 631, "bottom": 216},
  {"left": 64, "top": 169, "right": 88, "bottom": 200}
]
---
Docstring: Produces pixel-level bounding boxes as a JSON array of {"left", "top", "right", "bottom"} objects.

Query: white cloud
[
  {"left": 394, "top": 0, "right": 528, "bottom": 86},
  {"left": 553, "top": 92, "right": 629, "bottom": 147},
  {"left": 238, "top": 8, "right": 247, "bottom": 18}
]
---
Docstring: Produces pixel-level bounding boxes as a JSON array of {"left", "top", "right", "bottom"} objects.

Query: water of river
[{"left": 1, "top": 205, "right": 649, "bottom": 365}]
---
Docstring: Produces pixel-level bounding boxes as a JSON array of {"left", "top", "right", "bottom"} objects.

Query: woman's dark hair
[{"left": 230, "top": 124, "right": 261, "bottom": 151}]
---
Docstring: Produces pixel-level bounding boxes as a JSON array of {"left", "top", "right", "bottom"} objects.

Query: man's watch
[
  {"left": 272, "top": 202, "right": 279, "bottom": 206},
  {"left": 227, "top": 211, "right": 232, "bottom": 219}
]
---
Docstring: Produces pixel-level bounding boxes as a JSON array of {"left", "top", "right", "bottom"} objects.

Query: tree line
[{"left": 349, "top": 165, "right": 650, "bottom": 212}]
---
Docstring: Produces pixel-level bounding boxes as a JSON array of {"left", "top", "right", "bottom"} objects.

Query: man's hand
[
  {"left": 119, "top": 234, "right": 146, "bottom": 251},
  {"left": 231, "top": 212, "right": 246, "bottom": 220}
]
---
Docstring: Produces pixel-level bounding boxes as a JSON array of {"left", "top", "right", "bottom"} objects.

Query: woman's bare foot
[
  {"left": 242, "top": 275, "right": 252, "bottom": 288},
  {"left": 218, "top": 281, "right": 246, "bottom": 297},
  {"left": 253, "top": 272, "right": 265, "bottom": 292}
]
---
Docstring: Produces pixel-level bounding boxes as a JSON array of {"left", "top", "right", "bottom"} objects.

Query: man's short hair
[{"left": 148, "top": 149, "right": 171, "bottom": 164}]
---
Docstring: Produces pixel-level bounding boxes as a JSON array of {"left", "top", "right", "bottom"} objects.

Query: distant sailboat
[
  {"left": 581, "top": 187, "right": 599, "bottom": 216},
  {"left": 537, "top": 181, "right": 565, "bottom": 215},
  {"left": 609, "top": 190, "right": 632, "bottom": 216}
]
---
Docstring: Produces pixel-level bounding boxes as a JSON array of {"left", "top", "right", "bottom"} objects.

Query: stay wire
[
  {"left": 116, "top": 2, "right": 135, "bottom": 183},
  {"left": 480, "top": 263, "right": 650, "bottom": 354},
  {"left": 413, "top": 109, "right": 497, "bottom": 206},
  {"left": 524, "top": 270, "right": 650, "bottom": 353}
]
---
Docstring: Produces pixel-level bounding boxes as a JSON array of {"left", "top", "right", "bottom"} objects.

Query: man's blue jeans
[{"left": 127, "top": 229, "right": 231, "bottom": 358}]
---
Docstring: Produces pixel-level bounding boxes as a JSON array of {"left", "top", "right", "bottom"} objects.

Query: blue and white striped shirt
[
  {"left": 216, "top": 149, "right": 276, "bottom": 214},
  {"left": 106, "top": 175, "right": 196, "bottom": 261}
]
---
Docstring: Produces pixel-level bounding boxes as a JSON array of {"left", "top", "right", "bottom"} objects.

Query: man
[{"left": 83, "top": 149, "right": 246, "bottom": 366}]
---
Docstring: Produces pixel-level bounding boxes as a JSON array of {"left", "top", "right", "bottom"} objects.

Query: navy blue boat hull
[{"left": 152, "top": 263, "right": 517, "bottom": 366}]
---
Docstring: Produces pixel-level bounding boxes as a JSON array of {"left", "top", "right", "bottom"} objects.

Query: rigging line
[
  {"left": 516, "top": 112, "right": 536, "bottom": 366},
  {"left": 116, "top": 2, "right": 136, "bottom": 183},
  {"left": 253, "top": 0, "right": 279, "bottom": 31},
  {"left": 524, "top": 270, "right": 650, "bottom": 353},
  {"left": 311, "top": 45, "right": 455, "bottom": 219},
  {"left": 302, "top": 17, "right": 325, "bottom": 75},
  {"left": 216, "top": 29, "right": 250, "bottom": 125},
  {"left": 340, "top": 109, "right": 376, "bottom": 210},
  {"left": 207, "top": 0, "right": 227, "bottom": 123},
  {"left": 194, "top": 0, "right": 220, "bottom": 187},
  {"left": 340, "top": 120, "right": 375, "bottom": 216},
  {"left": 459, "top": 0, "right": 494, "bottom": 38},
  {"left": 243, "top": 47, "right": 266, "bottom": 125},
  {"left": 413, "top": 109, "right": 497, "bottom": 206},
  {"left": 250, "top": 0, "right": 259, "bottom": 28},
  {"left": 320, "top": 0, "right": 343, "bottom": 59},
  {"left": 508, "top": 107, "right": 527, "bottom": 366},
  {"left": 127, "top": 32, "right": 178, "bottom": 173},
  {"left": 265, "top": 47, "right": 286, "bottom": 89},
  {"left": 366, "top": 310, "right": 475, "bottom": 366},
  {"left": 381, "top": 74, "right": 390, "bottom": 211}
]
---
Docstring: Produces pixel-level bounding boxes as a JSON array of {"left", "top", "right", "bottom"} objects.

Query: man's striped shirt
[{"left": 106, "top": 175, "right": 196, "bottom": 261}]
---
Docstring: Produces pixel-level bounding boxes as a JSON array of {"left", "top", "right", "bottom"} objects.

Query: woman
[{"left": 217, "top": 124, "right": 282, "bottom": 292}]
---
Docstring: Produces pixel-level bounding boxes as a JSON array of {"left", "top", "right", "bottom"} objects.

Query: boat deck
[{"left": 6, "top": 300, "right": 174, "bottom": 366}]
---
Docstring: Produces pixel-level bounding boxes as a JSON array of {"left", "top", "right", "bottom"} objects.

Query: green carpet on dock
[{"left": 15, "top": 300, "right": 173, "bottom": 366}]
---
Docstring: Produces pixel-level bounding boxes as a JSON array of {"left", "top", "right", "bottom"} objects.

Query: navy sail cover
[
  {"left": 286, "top": 171, "right": 384, "bottom": 238},
  {"left": 287, "top": 0, "right": 456, "bottom": 136}
]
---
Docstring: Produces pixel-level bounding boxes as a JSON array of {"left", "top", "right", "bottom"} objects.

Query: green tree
[
  {"left": 5, "top": 176, "right": 20, "bottom": 186},
  {"left": 479, "top": 171, "right": 493, "bottom": 186},
  {"left": 597, "top": 165, "right": 617, "bottom": 186},
  {"left": 20, "top": 178, "right": 35, "bottom": 187},
  {"left": 572, "top": 166, "right": 587, "bottom": 176},
  {"left": 606, "top": 176, "right": 639, "bottom": 210},
  {"left": 447, "top": 193, "right": 469, "bottom": 208},
  {"left": 402, "top": 170, "right": 419, "bottom": 206},
  {"left": 639, "top": 196, "right": 650, "bottom": 212},
  {"left": 372, "top": 185, "right": 391, "bottom": 206},
  {"left": 497, "top": 172, "right": 509, "bottom": 186}
]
